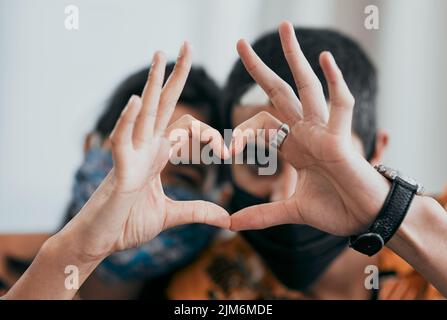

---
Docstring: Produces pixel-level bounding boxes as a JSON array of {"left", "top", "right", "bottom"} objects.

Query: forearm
[
  {"left": 1, "top": 173, "right": 118, "bottom": 300},
  {"left": 3, "top": 231, "right": 103, "bottom": 300},
  {"left": 326, "top": 154, "right": 447, "bottom": 295},
  {"left": 388, "top": 196, "right": 447, "bottom": 296}
]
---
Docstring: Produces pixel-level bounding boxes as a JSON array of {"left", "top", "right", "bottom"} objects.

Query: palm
[
  {"left": 231, "top": 22, "right": 383, "bottom": 236},
  {"left": 115, "top": 179, "right": 167, "bottom": 250},
  {"left": 292, "top": 168, "right": 357, "bottom": 235},
  {"left": 284, "top": 123, "right": 359, "bottom": 234},
  {"left": 72, "top": 46, "right": 230, "bottom": 259}
]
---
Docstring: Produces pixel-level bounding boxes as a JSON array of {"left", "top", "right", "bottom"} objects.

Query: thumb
[
  {"left": 164, "top": 199, "right": 231, "bottom": 230},
  {"left": 230, "top": 198, "right": 301, "bottom": 231}
]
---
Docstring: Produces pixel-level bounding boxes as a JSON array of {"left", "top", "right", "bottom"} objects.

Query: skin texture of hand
[
  {"left": 229, "top": 22, "right": 391, "bottom": 236},
  {"left": 3, "top": 43, "right": 231, "bottom": 300},
  {"left": 62, "top": 43, "right": 231, "bottom": 260},
  {"left": 229, "top": 22, "right": 447, "bottom": 297}
]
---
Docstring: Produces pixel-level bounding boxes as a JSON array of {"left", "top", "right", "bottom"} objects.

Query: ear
[
  {"left": 83, "top": 133, "right": 106, "bottom": 154},
  {"left": 368, "top": 129, "right": 389, "bottom": 165},
  {"left": 83, "top": 133, "right": 95, "bottom": 155}
]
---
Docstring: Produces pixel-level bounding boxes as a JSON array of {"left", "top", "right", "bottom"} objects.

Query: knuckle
[
  {"left": 147, "top": 71, "right": 163, "bottom": 87},
  {"left": 258, "top": 110, "right": 270, "bottom": 119},
  {"left": 346, "top": 93, "right": 355, "bottom": 107},
  {"left": 246, "top": 62, "right": 259, "bottom": 74},
  {"left": 109, "top": 133, "right": 119, "bottom": 146},
  {"left": 160, "top": 96, "right": 177, "bottom": 108},
  {"left": 180, "top": 114, "right": 195, "bottom": 123}
]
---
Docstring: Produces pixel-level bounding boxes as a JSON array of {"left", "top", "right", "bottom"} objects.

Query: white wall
[{"left": 1, "top": 0, "right": 446, "bottom": 232}]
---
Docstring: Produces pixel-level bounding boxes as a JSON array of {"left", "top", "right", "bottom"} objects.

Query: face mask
[
  {"left": 229, "top": 182, "right": 348, "bottom": 291},
  {"left": 67, "top": 145, "right": 217, "bottom": 283}
]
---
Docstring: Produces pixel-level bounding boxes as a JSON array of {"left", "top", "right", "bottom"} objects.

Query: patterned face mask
[{"left": 66, "top": 143, "right": 217, "bottom": 283}]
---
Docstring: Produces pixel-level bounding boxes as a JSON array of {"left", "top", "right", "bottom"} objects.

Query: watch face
[
  {"left": 375, "top": 164, "right": 425, "bottom": 195},
  {"left": 350, "top": 233, "right": 384, "bottom": 256}
]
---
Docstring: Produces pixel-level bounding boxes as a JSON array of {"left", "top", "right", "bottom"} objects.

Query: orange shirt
[
  {"left": 168, "top": 189, "right": 447, "bottom": 300},
  {"left": 167, "top": 234, "right": 444, "bottom": 300}
]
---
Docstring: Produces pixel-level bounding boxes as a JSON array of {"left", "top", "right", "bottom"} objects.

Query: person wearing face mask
[
  {"left": 4, "top": 24, "right": 447, "bottom": 300},
  {"left": 166, "top": 27, "right": 444, "bottom": 300},
  {"left": 60, "top": 62, "right": 225, "bottom": 299}
]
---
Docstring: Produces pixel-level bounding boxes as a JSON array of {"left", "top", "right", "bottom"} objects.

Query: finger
[
  {"left": 133, "top": 51, "right": 167, "bottom": 147},
  {"left": 236, "top": 39, "right": 302, "bottom": 124},
  {"left": 278, "top": 21, "right": 328, "bottom": 122},
  {"left": 319, "top": 51, "right": 355, "bottom": 135},
  {"left": 229, "top": 111, "right": 282, "bottom": 156},
  {"left": 155, "top": 42, "right": 193, "bottom": 133},
  {"left": 109, "top": 95, "right": 142, "bottom": 148},
  {"left": 164, "top": 199, "right": 231, "bottom": 230},
  {"left": 230, "top": 198, "right": 301, "bottom": 231},
  {"left": 166, "top": 114, "right": 230, "bottom": 159}
]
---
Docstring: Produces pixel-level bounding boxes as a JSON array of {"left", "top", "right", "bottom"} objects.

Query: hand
[
  {"left": 230, "top": 22, "right": 390, "bottom": 236},
  {"left": 62, "top": 42, "right": 230, "bottom": 261}
]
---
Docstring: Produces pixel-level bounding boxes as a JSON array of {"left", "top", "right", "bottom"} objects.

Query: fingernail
[
  {"left": 178, "top": 42, "right": 186, "bottom": 59},
  {"left": 151, "top": 52, "right": 158, "bottom": 67},
  {"left": 327, "top": 51, "right": 337, "bottom": 67}
]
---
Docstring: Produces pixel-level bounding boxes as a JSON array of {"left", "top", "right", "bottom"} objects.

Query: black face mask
[{"left": 229, "top": 182, "right": 348, "bottom": 291}]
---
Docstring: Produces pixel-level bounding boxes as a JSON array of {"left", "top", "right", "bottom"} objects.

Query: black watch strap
[{"left": 349, "top": 176, "right": 418, "bottom": 256}]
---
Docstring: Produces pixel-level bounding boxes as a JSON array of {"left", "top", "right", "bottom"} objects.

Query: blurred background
[{"left": 1, "top": 0, "right": 446, "bottom": 232}]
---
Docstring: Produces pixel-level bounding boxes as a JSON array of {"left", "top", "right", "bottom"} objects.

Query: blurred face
[
  {"left": 230, "top": 90, "right": 366, "bottom": 201},
  {"left": 96, "top": 103, "right": 216, "bottom": 196}
]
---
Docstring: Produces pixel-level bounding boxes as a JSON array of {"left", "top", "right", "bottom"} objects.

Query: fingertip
[
  {"left": 130, "top": 94, "right": 141, "bottom": 104},
  {"left": 229, "top": 212, "right": 245, "bottom": 231},
  {"left": 222, "top": 144, "right": 231, "bottom": 159},
  {"left": 320, "top": 51, "right": 341, "bottom": 83},
  {"left": 153, "top": 50, "right": 167, "bottom": 65},
  {"left": 178, "top": 41, "right": 192, "bottom": 59},
  {"left": 279, "top": 21, "right": 294, "bottom": 36},
  {"left": 127, "top": 94, "right": 142, "bottom": 115},
  {"left": 236, "top": 39, "right": 249, "bottom": 54},
  {"left": 279, "top": 20, "right": 291, "bottom": 32},
  {"left": 184, "top": 41, "right": 192, "bottom": 54},
  {"left": 208, "top": 203, "right": 231, "bottom": 229}
]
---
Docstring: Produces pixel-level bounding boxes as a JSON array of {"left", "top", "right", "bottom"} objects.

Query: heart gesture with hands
[
  {"left": 63, "top": 42, "right": 231, "bottom": 261},
  {"left": 229, "top": 22, "right": 390, "bottom": 236}
]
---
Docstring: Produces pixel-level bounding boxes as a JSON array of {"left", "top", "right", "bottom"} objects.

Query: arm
[
  {"left": 3, "top": 43, "right": 230, "bottom": 300},
  {"left": 229, "top": 21, "right": 447, "bottom": 296},
  {"left": 388, "top": 196, "right": 447, "bottom": 295}
]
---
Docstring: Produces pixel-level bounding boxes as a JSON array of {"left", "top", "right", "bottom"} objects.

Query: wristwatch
[{"left": 349, "top": 164, "right": 424, "bottom": 256}]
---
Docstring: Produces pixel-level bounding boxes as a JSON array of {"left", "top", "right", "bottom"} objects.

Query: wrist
[
  {"left": 324, "top": 151, "right": 391, "bottom": 231},
  {"left": 48, "top": 228, "right": 106, "bottom": 268}
]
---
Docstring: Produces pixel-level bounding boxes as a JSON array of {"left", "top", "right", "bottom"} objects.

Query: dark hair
[
  {"left": 222, "top": 28, "right": 377, "bottom": 159},
  {"left": 96, "top": 63, "right": 222, "bottom": 136}
]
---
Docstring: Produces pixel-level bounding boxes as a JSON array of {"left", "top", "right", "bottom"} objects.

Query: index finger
[
  {"left": 155, "top": 41, "right": 193, "bottom": 133},
  {"left": 278, "top": 21, "right": 328, "bottom": 122},
  {"left": 236, "top": 39, "right": 302, "bottom": 124}
]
